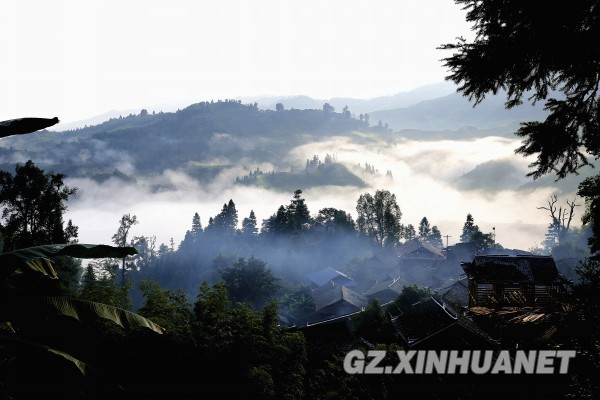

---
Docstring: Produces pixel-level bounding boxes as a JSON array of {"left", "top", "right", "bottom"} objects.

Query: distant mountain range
[
  {"left": 0, "top": 82, "right": 570, "bottom": 195},
  {"left": 247, "top": 81, "right": 457, "bottom": 115},
  {"left": 50, "top": 81, "right": 553, "bottom": 133},
  {"left": 370, "top": 91, "right": 549, "bottom": 131}
]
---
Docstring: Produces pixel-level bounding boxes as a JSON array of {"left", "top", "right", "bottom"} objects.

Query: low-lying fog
[{"left": 65, "top": 134, "right": 582, "bottom": 251}]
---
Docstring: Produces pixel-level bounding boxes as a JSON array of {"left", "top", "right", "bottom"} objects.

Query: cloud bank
[{"left": 64, "top": 134, "right": 579, "bottom": 251}]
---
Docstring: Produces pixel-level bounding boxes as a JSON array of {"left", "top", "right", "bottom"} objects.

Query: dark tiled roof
[
  {"left": 364, "top": 277, "right": 405, "bottom": 296},
  {"left": 307, "top": 267, "right": 354, "bottom": 287},
  {"left": 394, "top": 296, "right": 496, "bottom": 348},
  {"left": 462, "top": 255, "right": 562, "bottom": 283},
  {"left": 397, "top": 238, "right": 445, "bottom": 259},
  {"left": 312, "top": 281, "right": 367, "bottom": 311},
  {"left": 436, "top": 277, "right": 469, "bottom": 307}
]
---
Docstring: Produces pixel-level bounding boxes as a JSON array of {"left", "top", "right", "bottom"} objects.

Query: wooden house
[
  {"left": 364, "top": 277, "right": 406, "bottom": 304},
  {"left": 306, "top": 267, "right": 356, "bottom": 289},
  {"left": 461, "top": 255, "right": 570, "bottom": 308},
  {"left": 397, "top": 238, "right": 445, "bottom": 268},
  {"left": 435, "top": 277, "right": 469, "bottom": 308},
  {"left": 307, "top": 281, "right": 367, "bottom": 324},
  {"left": 392, "top": 296, "right": 497, "bottom": 350}
]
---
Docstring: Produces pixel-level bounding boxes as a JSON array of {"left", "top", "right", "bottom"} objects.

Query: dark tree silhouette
[
  {"left": 440, "top": 1, "right": 600, "bottom": 179},
  {"left": 0, "top": 117, "right": 59, "bottom": 138},
  {"left": 0, "top": 160, "right": 77, "bottom": 251}
]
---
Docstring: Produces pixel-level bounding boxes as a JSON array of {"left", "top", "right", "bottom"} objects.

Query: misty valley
[{"left": 0, "top": 91, "right": 598, "bottom": 399}]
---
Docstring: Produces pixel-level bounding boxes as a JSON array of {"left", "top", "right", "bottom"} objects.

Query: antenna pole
[{"left": 443, "top": 235, "right": 452, "bottom": 249}]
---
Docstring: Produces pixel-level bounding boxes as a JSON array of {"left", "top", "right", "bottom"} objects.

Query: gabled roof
[
  {"left": 397, "top": 238, "right": 445, "bottom": 259},
  {"left": 307, "top": 267, "right": 354, "bottom": 287},
  {"left": 394, "top": 296, "right": 497, "bottom": 349},
  {"left": 312, "top": 281, "right": 367, "bottom": 311},
  {"left": 435, "top": 277, "right": 469, "bottom": 307},
  {"left": 364, "top": 277, "right": 406, "bottom": 296},
  {"left": 461, "top": 255, "right": 566, "bottom": 283}
]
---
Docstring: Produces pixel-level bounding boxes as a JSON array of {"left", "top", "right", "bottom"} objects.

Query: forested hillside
[{"left": 1, "top": 100, "right": 387, "bottom": 189}]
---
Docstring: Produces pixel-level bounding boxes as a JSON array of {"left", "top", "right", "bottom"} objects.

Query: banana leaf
[
  {"left": 0, "top": 117, "right": 59, "bottom": 138},
  {"left": 1, "top": 335, "right": 92, "bottom": 376},
  {"left": 0, "top": 243, "right": 138, "bottom": 283},
  {"left": 9, "top": 297, "right": 164, "bottom": 335},
  {"left": 39, "top": 297, "right": 165, "bottom": 334}
]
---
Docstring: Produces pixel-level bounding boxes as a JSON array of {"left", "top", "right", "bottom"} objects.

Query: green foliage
[
  {"left": 416, "top": 217, "right": 444, "bottom": 248},
  {"left": 262, "top": 190, "right": 313, "bottom": 236},
  {"left": 279, "top": 284, "right": 316, "bottom": 322},
  {"left": 0, "top": 243, "right": 137, "bottom": 296},
  {"left": 0, "top": 160, "right": 77, "bottom": 252},
  {"left": 0, "top": 243, "right": 149, "bottom": 330},
  {"left": 29, "top": 296, "right": 163, "bottom": 334},
  {"left": 237, "top": 163, "right": 365, "bottom": 191},
  {"left": 242, "top": 209, "right": 259, "bottom": 237},
  {"left": 459, "top": 213, "right": 495, "bottom": 251},
  {"left": 111, "top": 213, "right": 139, "bottom": 286},
  {"left": 221, "top": 256, "right": 280, "bottom": 309},
  {"left": 460, "top": 213, "right": 476, "bottom": 243},
  {"left": 440, "top": 1, "right": 599, "bottom": 179},
  {"left": 192, "top": 282, "right": 307, "bottom": 399},
  {"left": 429, "top": 226, "right": 444, "bottom": 248},
  {"left": 206, "top": 199, "right": 238, "bottom": 235},
  {"left": 356, "top": 189, "right": 402, "bottom": 247},
  {"left": 78, "top": 260, "right": 132, "bottom": 309},
  {"left": 578, "top": 175, "right": 600, "bottom": 258},
  {"left": 314, "top": 207, "right": 356, "bottom": 233},
  {"left": 138, "top": 280, "right": 193, "bottom": 335},
  {"left": 193, "top": 281, "right": 232, "bottom": 349},
  {"left": 0, "top": 242, "right": 163, "bottom": 397},
  {"left": 191, "top": 212, "right": 203, "bottom": 238},
  {"left": 391, "top": 284, "right": 431, "bottom": 312},
  {"left": 418, "top": 216, "right": 431, "bottom": 237},
  {"left": 288, "top": 189, "right": 312, "bottom": 233},
  {"left": 471, "top": 229, "right": 495, "bottom": 252},
  {"left": 112, "top": 213, "right": 138, "bottom": 248},
  {"left": 403, "top": 223, "right": 416, "bottom": 239},
  {"left": 353, "top": 299, "right": 394, "bottom": 343}
]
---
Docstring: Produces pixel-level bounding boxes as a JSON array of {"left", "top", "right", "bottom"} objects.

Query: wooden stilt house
[{"left": 461, "top": 255, "right": 570, "bottom": 308}]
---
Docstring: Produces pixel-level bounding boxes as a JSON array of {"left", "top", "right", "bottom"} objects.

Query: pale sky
[{"left": 0, "top": 0, "right": 472, "bottom": 123}]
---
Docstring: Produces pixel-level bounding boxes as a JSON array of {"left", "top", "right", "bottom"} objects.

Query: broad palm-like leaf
[
  {"left": 0, "top": 243, "right": 164, "bottom": 383},
  {"left": 0, "top": 243, "right": 164, "bottom": 334},
  {"left": 0, "top": 117, "right": 59, "bottom": 138},
  {"left": 29, "top": 297, "right": 164, "bottom": 334},
  {"left": 0, "top": 243, "right": 138, "bottom": 288},
  {"left": 1, "top": 336, "right": 92, "bottom": 376}
]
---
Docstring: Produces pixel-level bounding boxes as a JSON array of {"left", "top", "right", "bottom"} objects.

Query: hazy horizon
[
  {"left": 61, "top": 132, "right": 581, "bottom": 252},
  {"left": 0, "top": 0, "right": 473, "bottom": 122}
]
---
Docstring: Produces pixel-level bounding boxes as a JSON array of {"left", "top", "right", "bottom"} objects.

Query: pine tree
[
  {"left": 225, "top": 199, "right": 238, "bottom": 233},
  {"left": 288, "top": 190, "right": 311, "bottom": 233},
  {"left": 191, "top": 212, "right": 203, "bottom": 239},
  {"left": 460, "top": 214, "right": 477, "bottom": 243},
  {"left": 403, "top": 224, "right": 416, "bottom": 240},
  {"left": 242, "top": 210, "right": 258, "bottom": 237},
  {"left": 429, "top": 226, "right": 444, "bottom": 249},
  {"left": 418, "top": 217, "right": 431, "bottom": 238}
]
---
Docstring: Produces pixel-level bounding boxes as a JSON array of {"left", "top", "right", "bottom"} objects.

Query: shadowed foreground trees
[
  {"left": 0, "top": 160, "right": 78, "bottom": 251},
  {"left": 0, "top": 160, "right": 81, "bottom": 289},
  {"left": 442, "top": 1, "right": 600, "bottom": 396},
  {"left": 220, "top": 256, "right": 280, "bottom": 309}
]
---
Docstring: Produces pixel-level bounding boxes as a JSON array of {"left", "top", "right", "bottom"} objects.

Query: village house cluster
[{"left": 292, "top": 237, "right": 572, "bottom": 356}]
